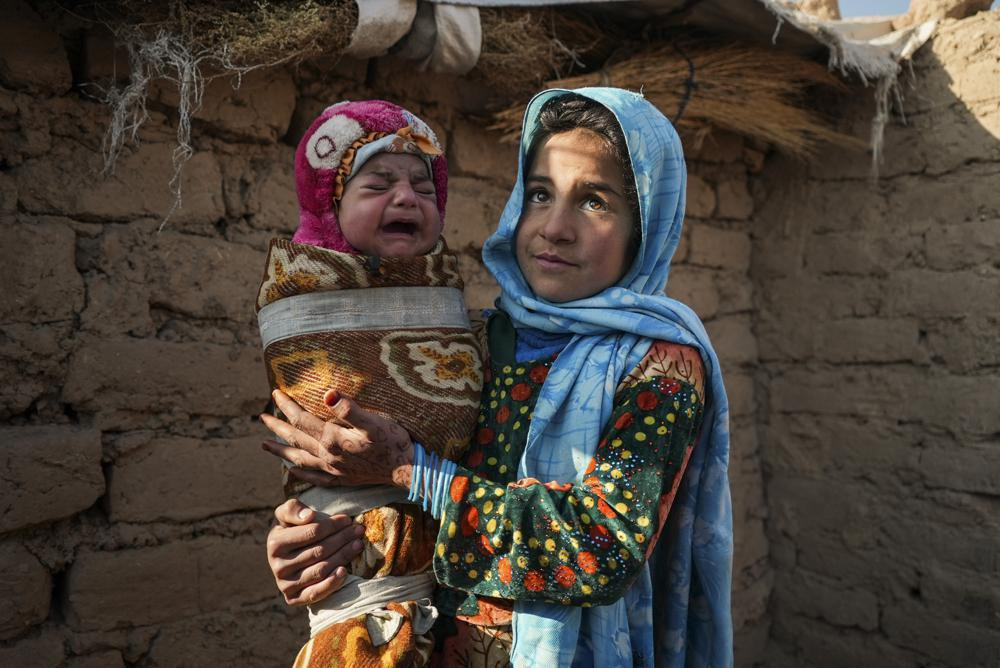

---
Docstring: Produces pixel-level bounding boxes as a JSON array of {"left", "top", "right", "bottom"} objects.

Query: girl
[{"left": 262, "top": 87, "right": 734, "bottom": 667}]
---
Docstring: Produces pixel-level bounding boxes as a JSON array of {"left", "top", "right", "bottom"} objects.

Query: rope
[{"left": 673, "top": 42, "right": 697, "bottom": 123}]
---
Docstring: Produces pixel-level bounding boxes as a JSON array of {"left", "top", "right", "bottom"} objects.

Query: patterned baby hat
[{"left": 293, "top": 99, "right": 448, "bottom": 252}]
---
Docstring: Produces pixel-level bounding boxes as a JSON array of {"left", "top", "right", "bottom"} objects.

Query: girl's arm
[
  {"left": 256, "top": 345, "right": 705, "bottom": 607},
  {"left": 433, "top": 373, "right": 704, "bottom": 606}
]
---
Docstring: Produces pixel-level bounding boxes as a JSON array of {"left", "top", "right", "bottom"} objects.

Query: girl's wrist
[
  {"left": 406, "top": 442, "right": 457, "bottom": 518},
  {"left": 391, "top": 440, "right": 415, "bottom": 489}
]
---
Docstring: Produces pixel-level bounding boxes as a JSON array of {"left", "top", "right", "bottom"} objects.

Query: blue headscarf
[{"left": 482, "top": 88, "right": 733, "bottom": 667}]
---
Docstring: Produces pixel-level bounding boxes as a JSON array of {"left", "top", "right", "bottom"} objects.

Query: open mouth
[{"left": 382, "top": 220, "right": 418, "bottom": 236}]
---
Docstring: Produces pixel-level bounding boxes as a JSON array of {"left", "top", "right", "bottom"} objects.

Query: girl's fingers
[
  {"left": 260, "top": 413, "right": 353, "bottom": 465},
  {"left": 273, "top": 498, "right": 316, "bottom": 527},
  {"left": 279, "top": 524, "right": 365, "bottom": 574},
  {"left": 288, "top": 466, "right": 344, "bottom": 487},
  {"left": 295, "top": 549, "right": 347, "bottom": 586},
  {"left": 267, "top": 516, "right": 353, "bottom": 560},
  {"left": 260, "top": 392, "right": 404, "bottom": 488},
  {"left": 259, "top": 412, "right": 322, "bottom": 457},
  {"left": 276, "top": 522, "right": 366, "bottom": 593},
  {"left": 261, "top": 440, "right": 332, "bottom": 471},
  {"left": 327, "top": 396, "right": 374, "bottom": 433},
  {"left": 272, "top": 390, "right": 331, "bottom": 438},
  {"left": 286, "top": 568, "right": 351, "bottom": 606}
]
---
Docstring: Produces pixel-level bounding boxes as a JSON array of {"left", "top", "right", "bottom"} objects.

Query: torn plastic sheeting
[
  {"left": 386, "top": 2, "right": 483, "bottom": 74},
  {"left": 424, "top": 0, "right": 617, "bottom": 4},
  {"left": 344, "top": 0, "right": 418, "bottom": 59},
  {"left": 425, "top": 4, "right": 483, "bottom": 74}
]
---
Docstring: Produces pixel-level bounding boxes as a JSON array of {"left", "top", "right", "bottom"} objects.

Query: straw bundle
[
  {"left": 491, "top": 40, "right": 859, "bottom": 156},
  {"left": 196, "top": 0, "right": 358, "bottom": 66},
  {"left": 473, "top": 7, "right": 613, "bottom": 97},
  {"left": 92, "top": 0, "right": 357, "bottom": 67}
]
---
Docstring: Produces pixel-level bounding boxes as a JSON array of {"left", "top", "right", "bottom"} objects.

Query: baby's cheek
[{"left": 429, "top": 211, "right": 445, "bottom": 239}]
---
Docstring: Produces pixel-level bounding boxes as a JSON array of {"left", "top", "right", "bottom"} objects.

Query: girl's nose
[{"left": 539, "top": 204, "right": 575, "bottom": 243}]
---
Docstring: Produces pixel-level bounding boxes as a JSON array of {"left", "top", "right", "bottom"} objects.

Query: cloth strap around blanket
[
  {"left": 258, "top": 286, "right": 470, "bottom": 349},
  {"left": 308, "top": 572, "right": 438, "bottom": 636},
  {"left": 296, "top": 483, "right": 410, "bottom": 520},
  {"left": 296, "top": 484, "right": 435, "bottom": 637}
]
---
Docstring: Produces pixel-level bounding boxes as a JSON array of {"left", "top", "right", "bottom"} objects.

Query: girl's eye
[
  {"left": 527, "top": 189, "right": 550, "bottom": 204},
  {"left": 584, "top": 197, "right": 607, "bottom": 212}
]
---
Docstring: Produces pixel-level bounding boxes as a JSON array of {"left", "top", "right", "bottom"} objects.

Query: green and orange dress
[{"left": 429, "top": 320, "right": 706, "bottom": 666}]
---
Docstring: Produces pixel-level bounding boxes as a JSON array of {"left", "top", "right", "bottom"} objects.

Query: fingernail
[
  {"left": 298, "top": 507, "right": 311, "bottom": 520},
  {"left": 324, "top": 390, "right": 341, "bottom": 406},
  {"left": 354, "top": 525, "right": 365, "bottom": 535},
  {"left": 352, "top": 540, "right": 362, "bottom": 550},
  {"left": 335, "top": 566, "right": 346, "bottom": 577}
]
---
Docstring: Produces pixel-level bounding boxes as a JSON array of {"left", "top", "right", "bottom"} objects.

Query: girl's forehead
[
  {"left": 529, "top": 130, "right": 615, "bottom": 168},
  {"left": 528, "top": 131, "right": 622, "bottom": 184}
]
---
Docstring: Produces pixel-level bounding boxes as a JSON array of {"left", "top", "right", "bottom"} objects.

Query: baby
[
  {"left": 292, "top": 99, "right": 446, "bottom": 256},
  {"left": 255, "top": 100, "right": 483, "bottom": 667}
]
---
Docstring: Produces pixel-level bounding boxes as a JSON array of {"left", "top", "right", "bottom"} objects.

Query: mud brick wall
[
  {"left": 678, "top": 136, "right": 772, "bottom": 665},
  {"left": 0, "top": 1, "right": 769, "bottom": 665},
  {"left": 754, "top": 11, "right": 1000, "bottom": 668}
]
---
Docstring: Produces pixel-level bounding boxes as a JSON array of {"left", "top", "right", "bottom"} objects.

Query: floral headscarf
[{"left": 293, "top": 99, "right": 447, "bottom": 252}]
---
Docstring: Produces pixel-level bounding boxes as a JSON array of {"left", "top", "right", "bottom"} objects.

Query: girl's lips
[{"left": 534, "top": 253, "right": 575, "bottom": 270}]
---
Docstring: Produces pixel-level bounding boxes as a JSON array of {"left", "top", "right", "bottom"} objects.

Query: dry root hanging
[{"left": 89, "top": 0, "right": 358, "bottom": 225}]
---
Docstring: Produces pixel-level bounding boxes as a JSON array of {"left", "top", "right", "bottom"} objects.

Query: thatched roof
[
  {"left": 488, "top": 40, "right": 856, "bottom": 157},
  {"left": 418, "top": 0, "right": 936, "bottom": 161},
  {"left": 396, "top": 0, "right": 937, "bottom": 83},
  {"left": 90, "top": 1, "right": 935, "bottom": 151},
  {"left": 84, "top": 0, "right": 938, "bottom": 218}
]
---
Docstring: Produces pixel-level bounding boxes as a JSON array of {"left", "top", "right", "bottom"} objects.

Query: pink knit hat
[{"left": 293, "top": 100, "right": 448, "bottom": 253}]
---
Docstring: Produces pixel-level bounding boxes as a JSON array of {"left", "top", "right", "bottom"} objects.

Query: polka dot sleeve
[{"left": 432, "top": 375, "right": 704, "bottom": 606}]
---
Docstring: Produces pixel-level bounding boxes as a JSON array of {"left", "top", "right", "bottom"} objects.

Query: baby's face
[{"left": 338, "top": 153, "right": 443, "bottom": 257}]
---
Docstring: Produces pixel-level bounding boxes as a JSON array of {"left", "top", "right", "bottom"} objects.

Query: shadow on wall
[
  {"left": 0, "top": 2, "right": 511, "bottom": 666},
  {"left": 750, "top": 9, "right": 1000, "bottom": 668}
]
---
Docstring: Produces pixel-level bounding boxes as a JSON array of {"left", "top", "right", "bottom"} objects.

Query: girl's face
[
  {"left": 515, "top": 128, "right": 635, "bottom": 303},
  {"left": 338, "top": 152, "right": 442, "bottom": 257}
]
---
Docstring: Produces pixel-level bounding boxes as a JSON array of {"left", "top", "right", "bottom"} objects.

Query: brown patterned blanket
[
  {"left": 255, "top": 239, "right": 484, "bottom": 639},
  {"left": 257, "top": 239, "right": 483, "bottom": 462}
]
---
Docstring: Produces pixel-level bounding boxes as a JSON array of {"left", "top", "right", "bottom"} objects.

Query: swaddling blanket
[{"left": 255, "top": 238, "right": 483, "bottom": 636}]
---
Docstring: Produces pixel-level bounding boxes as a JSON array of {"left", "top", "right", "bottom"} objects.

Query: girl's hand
[
  {"left": 266, "top": 499, "right": 366, "bottom": 606},
  {"left": 260, "top": 389, "right": 414, "bottom": 489}
]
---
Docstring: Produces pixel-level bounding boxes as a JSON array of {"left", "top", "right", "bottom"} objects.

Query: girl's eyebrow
[
  {"left": 584, "top": 181, "right": 624, "bottom": 198},
  {"left": 527, "top": 174, "right": 622, "bottom": 198}
]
